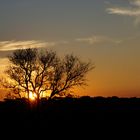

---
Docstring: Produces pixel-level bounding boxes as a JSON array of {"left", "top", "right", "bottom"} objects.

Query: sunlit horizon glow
[
  {"left": 25, "top": 90, "right": 51, "bottom": 101},
  {"left": 0, "top": 0, "right": 140, "bottom": 99},
  {"left": 29, "top": 92, "right": 37, "bottom": 101}
]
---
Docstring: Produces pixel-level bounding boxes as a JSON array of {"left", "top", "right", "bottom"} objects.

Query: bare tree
[
  {"left": 4, "top": 48, "right": 93, "bottom": 103},
  {"left": 49, "top": 54, "right": 93, "bottom": 99}
]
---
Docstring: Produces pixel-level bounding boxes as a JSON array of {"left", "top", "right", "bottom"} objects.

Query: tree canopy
[{"left": 2, "top": 48, "right": 93, "bottom": 102}]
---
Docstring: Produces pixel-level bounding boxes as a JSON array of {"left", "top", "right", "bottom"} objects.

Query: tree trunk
[
  {"left": 36, "top": 94, "right": 40, "bottom": 107},
  {"left": 27, "top": 91, "right": 30, "bottom": 101}
]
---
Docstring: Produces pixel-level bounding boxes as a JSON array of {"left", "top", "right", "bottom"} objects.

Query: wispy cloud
[
  {"left": 107, "top": 7, "right": 140, "bottom": 16},
  {"left": 0, "top": 40, "right": 56, "bottom": 51},
  {"left": 106, "top": 0, "right": 140, "bottom": 25},
  {"left": 0, "top": 40, "right": 70, "bottom": 59},
  {"left": 130, "top": 0, "right": 140, "bottom": 7},
  {"left": 76, "top": 35, "right": 121, "bottom": 45}
]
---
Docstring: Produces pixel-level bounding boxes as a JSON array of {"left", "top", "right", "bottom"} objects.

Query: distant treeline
[{"left": 1, "top": 96, "right": 140, "bottom": 114}]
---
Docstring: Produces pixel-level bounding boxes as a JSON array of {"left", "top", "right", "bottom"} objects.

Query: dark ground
[{"left": 0, "top": 96, "right": 140, "bottom": 138}]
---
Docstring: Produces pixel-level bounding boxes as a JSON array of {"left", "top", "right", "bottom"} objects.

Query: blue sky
[{"left": 0, "top": 0, "right": 140, "bottom": 98}]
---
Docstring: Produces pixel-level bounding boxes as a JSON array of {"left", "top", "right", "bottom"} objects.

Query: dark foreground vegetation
[{"left": 0, "top": 96, "right": 140, "bottom": 137}]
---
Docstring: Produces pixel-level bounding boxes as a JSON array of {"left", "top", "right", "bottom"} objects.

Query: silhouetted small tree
[{"left": 3, "top": 48, "right": 93, "bottom": 103}]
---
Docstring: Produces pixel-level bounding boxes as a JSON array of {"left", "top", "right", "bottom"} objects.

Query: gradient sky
[{"left": 0, "top": 0, "right": 140, "bottom": 98}]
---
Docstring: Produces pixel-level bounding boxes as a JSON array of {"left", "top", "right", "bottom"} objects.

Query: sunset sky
[{"left": 0, "top": 0, "right": 140, "bottom": 99}]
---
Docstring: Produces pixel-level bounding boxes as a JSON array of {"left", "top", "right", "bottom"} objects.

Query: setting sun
[{"left": 29, "top": 92, "right": 37, "bottom": 101}]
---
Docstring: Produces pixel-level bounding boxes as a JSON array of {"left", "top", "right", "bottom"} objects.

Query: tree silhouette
[{"left": 4, "top": 48, "right": 93, "bottom": 103}]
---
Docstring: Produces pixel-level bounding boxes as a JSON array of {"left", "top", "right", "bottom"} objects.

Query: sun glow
[
  {"left": 29, "top": 91, "right": 37, "bottom": 101},
  {"left": 28, "top": 90, "right": 51, "bottom": 101}
]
